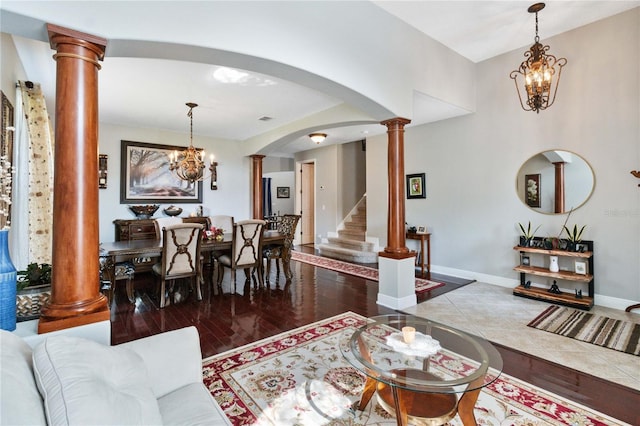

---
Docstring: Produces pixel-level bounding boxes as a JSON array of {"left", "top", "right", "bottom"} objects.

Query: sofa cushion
[
  {"left": 0, "top": 330, "right": 47, "bottom": 425},
  {"left": 32, "top": 335, "right": 163, "bottom": 425},
  {"left": 158, "top": 382, "right": 230, "bottom": 425}
]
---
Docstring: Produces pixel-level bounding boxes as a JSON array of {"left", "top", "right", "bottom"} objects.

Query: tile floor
[{"left": 403, "top": 282, "right": 640, "bottom": 391}]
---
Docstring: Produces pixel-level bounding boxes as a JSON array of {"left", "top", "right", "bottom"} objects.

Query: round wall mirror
[{"left": 516, "top": 150, "right": 594, "bottom": 214}]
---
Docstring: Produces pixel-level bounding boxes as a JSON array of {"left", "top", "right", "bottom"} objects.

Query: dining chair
[
  {"left": 98, "top": 258, "right": 135, "bottom": 305},
  {"left": 154, "top": 217, "right": 183, "bottom": 243},
  {"left": 262, "top": 214, "right": 300, "bottom": 283},
  {"left": 152, "top": 223, "right": 204, "bottom": 308},
  {"left": 216, "top": 219, "right": 265, "bottom": 293},
  {"left": 208, "top": 215, "right": 234, "bottom": 282}
]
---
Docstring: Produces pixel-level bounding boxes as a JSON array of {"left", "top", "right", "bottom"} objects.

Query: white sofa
[{"left": 1, "top": 326, "right": 230, "bottom": 425}]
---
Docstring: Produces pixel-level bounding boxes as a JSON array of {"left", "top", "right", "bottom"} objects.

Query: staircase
[{"left": 317, "top": 197, "right": 378, "bottom": 263}]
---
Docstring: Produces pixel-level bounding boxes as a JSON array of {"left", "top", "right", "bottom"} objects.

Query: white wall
[
  {"left": 295, "top": 144, "right": 339, "bottom": 243},
  {"left": 265, "top": 171, "right": 295, "bottom": 215},
  {"left": 98, "top": 122, "right": 252, "bottom": 242},
  {"left": 367, "top": 9, "right": 640, "bottom": 305}
]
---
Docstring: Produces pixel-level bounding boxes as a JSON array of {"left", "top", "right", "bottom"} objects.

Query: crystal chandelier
[
  {"left": 168, "top": 103, "right": 215, "bottom": 183},
  {"left": 509, "top": 3, "right": 567, "bottom": 113}
]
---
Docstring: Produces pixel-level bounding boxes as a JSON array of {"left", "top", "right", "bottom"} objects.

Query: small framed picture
[
  {"left": 575, "top": 261, "right": 587, "bottom": 275},
  {"left": 276, "top": 186, "right": 290, "bottom": 198},
  {"left": 416, "top": 226, "right": 427, "bottom": 234},
  {"left": 406, "top": 173, "right": 426, "bottom": 199},
  {"left": 521, "top": 255, "right": 530, "bottom": 266},
  {"left": 525, "top": 173, "right": 541, "bottom": 208},
  {"left": 575, "top": 243, "right": 588, "bottom": 253}
]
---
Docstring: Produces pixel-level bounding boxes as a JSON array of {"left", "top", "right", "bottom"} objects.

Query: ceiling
[{"left": 5, "top": 1, "right": 639, "bottom": 157}]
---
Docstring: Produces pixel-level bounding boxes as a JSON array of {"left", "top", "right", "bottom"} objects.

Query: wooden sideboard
[
  {"left": 114, "top": 217, "right": 209, "bottom": 241},
  {"left": 114, "top": 219, "right": 157, "bottom": 241}
]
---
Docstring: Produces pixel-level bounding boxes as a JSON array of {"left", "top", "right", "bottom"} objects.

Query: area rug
[
  {"left": 528, "top": 305, "right": 640, "bottom": 356},
  {"left": 203, "top": 312, "right": 628, "bottom": 426},
  {"left": 290, "top": 250, "right": 444, "bottom": 294}
]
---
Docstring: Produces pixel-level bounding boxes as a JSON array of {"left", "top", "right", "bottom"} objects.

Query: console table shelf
[
  {"left": 513, "top": 265, "right": 593, "bottom": 282},
  {"left": 513, "top": 238, "right": 594, "bottom": 310},
  {"left": 512, "top": 286, "right": 594, "bottom": 310}
]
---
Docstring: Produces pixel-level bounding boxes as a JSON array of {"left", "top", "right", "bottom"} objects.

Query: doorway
[{"left": 299, "top": 161, "right": 315, "bottom": 245}]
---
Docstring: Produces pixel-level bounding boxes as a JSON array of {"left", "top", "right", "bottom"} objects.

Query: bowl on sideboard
[{"left": 129, "top": 204, "right": 159, "bottom": 219}]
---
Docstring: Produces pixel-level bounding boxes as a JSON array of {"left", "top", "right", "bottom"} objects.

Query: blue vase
[{"left": 0, "top": 229, "right": 17, "bottom": 331}]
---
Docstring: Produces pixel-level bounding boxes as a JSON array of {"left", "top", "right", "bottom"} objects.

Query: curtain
[
  {"left": 262, "top": 177, "right": 272, "bottom": 219},
  {"left": 11, "top": 81, "right": 54, "bottom": 267}
]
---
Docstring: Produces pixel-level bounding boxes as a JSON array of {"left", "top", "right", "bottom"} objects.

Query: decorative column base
[
  {"left": 38, "top": 296, "right": 110, "bottom": 334},
  {"left": 377, "top": 254, "right": 417, "bottom": 310}
]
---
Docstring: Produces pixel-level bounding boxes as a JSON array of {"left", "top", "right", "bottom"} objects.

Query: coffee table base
[{"left": 356, "top": 368, "right": 484, "bottom": 426}]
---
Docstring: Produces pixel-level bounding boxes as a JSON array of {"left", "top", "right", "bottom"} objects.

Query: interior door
[{"left": 300, "top": 162, "right": 315, "bottom": 245}]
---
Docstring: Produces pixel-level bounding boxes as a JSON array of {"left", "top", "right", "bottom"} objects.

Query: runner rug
[
  {"left": 528, "top": 305, "right": 640, "bottom": 356},
  {"left": 290, "top": 250, "right": 444, "bottom": 294},
  {"left": 203, "top": 312, "right": 628, "bottom": 426}
]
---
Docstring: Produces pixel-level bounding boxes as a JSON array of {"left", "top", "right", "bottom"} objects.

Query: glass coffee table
[{"left": 341, "top": 314, "right": 503, "bottom": 426}]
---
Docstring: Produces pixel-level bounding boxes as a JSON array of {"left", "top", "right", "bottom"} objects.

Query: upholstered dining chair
[
  {"left": 154, "top": 217, "right": 183, "bottom": 243},
  {"left": 208, "top": 215, "right": 234, "bottom": 282},
  {"left": 262, "top": 214, "right": 300, "bottom": 283},
  {"left": 99, "top": 258, "right": 135, "bottom": 305},
  {"left": 152, "top": 223, "right": 204, "bottom": 308},
  {"left": 216, "top": 219, "right": 265, "bottom": 293}
]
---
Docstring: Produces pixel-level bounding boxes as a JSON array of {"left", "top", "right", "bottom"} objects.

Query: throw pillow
[{"left": 32, "top": 335, "right": 163, "bottom": 425}]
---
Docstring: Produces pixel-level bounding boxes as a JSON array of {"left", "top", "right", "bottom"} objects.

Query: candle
[{"left": 402, "top": 326, "right": 415, "bottom": 344}]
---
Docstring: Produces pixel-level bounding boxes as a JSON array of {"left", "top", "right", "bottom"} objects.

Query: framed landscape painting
[
  {"left": 277, "top": 187, "right": 290, "bottom": 198},
  {"left": 120, "top": 140, "right": 203, "bottom": 203}
]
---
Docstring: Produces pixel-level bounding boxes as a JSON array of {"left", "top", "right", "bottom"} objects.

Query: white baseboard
[
  {"left": 377, "top": 293, "right": 417, "bottom": 310},
  {"left": 431, "top": 265, "right": 636, "bottom": 311}
]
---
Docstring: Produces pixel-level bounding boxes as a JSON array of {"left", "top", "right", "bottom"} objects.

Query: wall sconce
[
  {"left": 98, "top": 154, "right": 108, "bottom": 189},
  {"left": 309, "top": 133, "right": 327, "bottom": 144},
  {"left": 210, "top": 160, "right": 218, "bottom": 190}
]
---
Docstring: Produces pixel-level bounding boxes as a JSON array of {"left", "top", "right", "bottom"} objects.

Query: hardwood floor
[{"left": 110, "top": 245, "right": 639, "bottom": 425}]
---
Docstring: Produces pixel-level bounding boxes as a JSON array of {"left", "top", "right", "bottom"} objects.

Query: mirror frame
[{"left": 516, "top": 150, "right": 595, "bottom": 215}]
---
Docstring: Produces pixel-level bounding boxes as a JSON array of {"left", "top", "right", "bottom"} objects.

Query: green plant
[
  {"left": 563, "top": 224, "right": 586, "bottom": 243},
  {"left": 17, "top": 263, "right": 52, "bottom": 291},
  {"left": 518, "top": 221, "right": 540, "bottom": 240}
]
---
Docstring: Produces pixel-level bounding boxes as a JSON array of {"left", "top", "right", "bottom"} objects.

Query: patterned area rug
[
  {"left": 203, "top": 312, "right": 628, "bottom": 425},
  {"left": 528, "top": 305, "right": 640, "bottom": 356},
  {"left": 290, "top": 250, "right": 444, "bottom": 293}
]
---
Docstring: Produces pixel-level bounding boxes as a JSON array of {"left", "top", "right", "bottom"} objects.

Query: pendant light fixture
[
  {"left": 509, "top": 3, "right": 567, "bottom": 113},
  {"left": 168, "top": 102, "right": 215, "bottom": 183}
]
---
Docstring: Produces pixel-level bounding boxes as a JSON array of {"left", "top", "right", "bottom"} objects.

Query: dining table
[{"left": 99, "top": 230, "right": 287, "bottom": 300}]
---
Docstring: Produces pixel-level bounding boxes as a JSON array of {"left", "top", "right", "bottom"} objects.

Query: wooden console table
[{"left": 406, "top": 232, "right": 431, "bottom": 277}]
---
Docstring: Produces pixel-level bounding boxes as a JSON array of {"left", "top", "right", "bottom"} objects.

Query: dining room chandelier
[
  {"left": 509, "top": 3, "right": 567, "bottom": 113},
  {"left": 169, "top": 102, "right": 215, "bottom": 183}
]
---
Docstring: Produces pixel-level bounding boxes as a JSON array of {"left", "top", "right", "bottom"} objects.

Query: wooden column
[
  {"left": 38, "top": 24, "right": 109, "bottom": 333},
  {"left": 553, "top": 161, "right": 565, "bottom": 214},
  {"left": 379, "top": 117, "right": 412, "bottom": 259},
  {"left": 251, "top": 155, "right": 265, "bottom": 220}
]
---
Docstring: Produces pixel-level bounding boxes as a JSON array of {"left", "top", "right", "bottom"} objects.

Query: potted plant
[
  {"left": 16, "top": 263, "right": 52, "bottom": 322},
  {"left": 563, "top": 224, "right": 586, "bottom": 251},
  {"left": 518, "top": 221, "right": 540, "bottom": 247}
]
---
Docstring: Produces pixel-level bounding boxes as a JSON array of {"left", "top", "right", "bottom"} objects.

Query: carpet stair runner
[{"left": 318, "top": 198, "right": 378, "bottom": 263}]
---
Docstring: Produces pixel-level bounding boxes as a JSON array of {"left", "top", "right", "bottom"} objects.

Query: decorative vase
[
  {"left": 0, "top": 229, "right": 17, "bottom": 331},
  {"left": 549, "top": 255, "right": 559, "bottom": 273}
]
